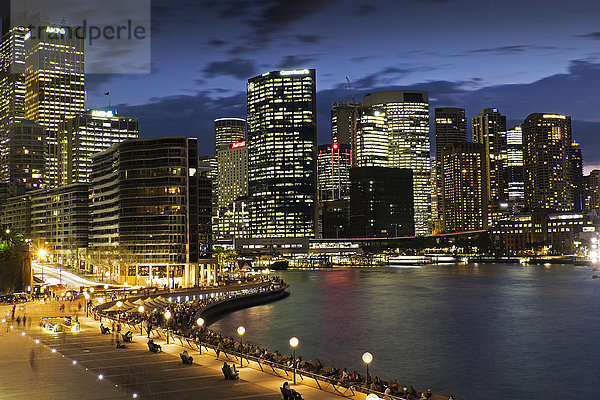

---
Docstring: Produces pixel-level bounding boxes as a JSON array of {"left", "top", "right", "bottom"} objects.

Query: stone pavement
[{"left": 0, "top": 301, "right": 370, "bottom": 400}]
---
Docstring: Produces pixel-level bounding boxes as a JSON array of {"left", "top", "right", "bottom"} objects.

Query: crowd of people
[{"left": 100, "top": 277, "right": 453, "bottom": 400}]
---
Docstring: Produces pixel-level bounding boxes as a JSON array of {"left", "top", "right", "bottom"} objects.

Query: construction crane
[{"left": 345, "top": 75, "right": 356, "bottom": 102}]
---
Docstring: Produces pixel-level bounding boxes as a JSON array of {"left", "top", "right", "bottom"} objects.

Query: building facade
[
  {"left": 2, "top": 120, "right": 45, "bottom": 196},
  {"left": 331, "top": 101, "right": 360, "bottom": 146},
  {"left": 362, "top": 91, "right": 431, "bottom": 235},
  {"left": 215, "top": 140, "right": 249, "bottom": 240},
  {"left": 247, "top": 69, "right": 317, "bottom": 238},
  {"left": 584, "top": 170, "right": 600, "bottom": 212},
  {"left": 505, "top": 125, "right": 524, "bottom": 207},
  {"left": 58, "top": 109, "right": 138, "bottom": 185},
  {"left": 441, "top": 142, "right": 487, "bottom": 232},
  {"left": 214, "top": 118, "right": 246, "bottom": 153},
  {"left": 354, "top": 107, "right": 388, "bottom": 168},
  {"left": 317, "top": 143, "right": 351, "bottom": 238},
  {"left": 90, "top": 137, "right": 199, "bottom": 287},
  {"left": 472, "top": 108, "right": 507, "bottom": 226},
  {"left": 349, "top": 167, "right": 414, "bottom": 238},
  {"left": 24, "top": 23, "right": 85, "bottom": 187},
  {"left": 522, "top": 113, "right": 575, "bottom": 212}
]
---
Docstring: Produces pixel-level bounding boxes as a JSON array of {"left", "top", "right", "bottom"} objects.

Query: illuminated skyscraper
[
  {"left": 58, "top": 109, "right": 138, "bottom": 185},
  {"left": 214, "top": 118, "right": 246, "bottom": 153},
  {"left": 522, "top": 113, "right": 575, "bottom": 212},
  {"left": 362, "top": 91, "right": 431, "bottom": 235},
  {"left": 3, "top": 120, "right": 45, "bottom": 196},
  {"left": 247, "top": 69, "right": 316, "bottom": 238},
  {"left": 0, "top": 25, "right": 28, "bottom": 181},
  {"left": 24, "top": 23, "right": 85, "bottom": 187},
  {"left": 505, "top": 125, "right": 524, "bottom": 206},
  {"left": 354, "top": 107, "right": 388, "bottom": 167},
  {"left": 331, "top": 101, "right": 360, "bottom": 146},
  {"left": 215, "top": 140, "right": 249, "bottom": 240},
  {"left": 434, "top": 108, "right": 466, "bottom": 163},
  {"left": 472, "top": 108, "right": 507, "bottom": 225},
  {"left": 433, "top": 108, "right": 466, "bottom": 232},
  {"left": 441, "top": 142, "right": 487, "bottom": 232},
  {"left": 584, "top": 170, "right": 600, "bottom": 212},
  {"left": 317, "top": 143, "right": 351, "bottom": 238}
]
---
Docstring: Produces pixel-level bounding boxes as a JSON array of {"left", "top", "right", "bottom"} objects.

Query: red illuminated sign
[
  {"left": 230, "top": 141, "right": 247, "bottom": 149},
  {"left": 332, "top": 143, "right": 339, "bottom": 149}
]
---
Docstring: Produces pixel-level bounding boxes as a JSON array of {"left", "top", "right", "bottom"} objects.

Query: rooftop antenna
[{"left": 345, "top": 76, "right": 356, "bottom": 103}]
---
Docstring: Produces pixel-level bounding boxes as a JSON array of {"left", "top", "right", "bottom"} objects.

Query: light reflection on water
[{"left": 209, "top": 264, "right": 600, "bottom": 400}]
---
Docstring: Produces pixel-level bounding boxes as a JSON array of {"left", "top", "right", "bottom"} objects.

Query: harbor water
[{"left": 210, "top": 264, "right": 600, "bottom": 400}]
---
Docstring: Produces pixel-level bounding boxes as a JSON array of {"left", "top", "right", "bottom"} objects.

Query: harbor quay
[{"left": 0, "top": 285, "right": 456, "bottom": 400}]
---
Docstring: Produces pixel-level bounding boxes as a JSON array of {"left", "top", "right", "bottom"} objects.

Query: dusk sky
[{"left": 16, "top": 0, "right": 600, "bottom": 171}]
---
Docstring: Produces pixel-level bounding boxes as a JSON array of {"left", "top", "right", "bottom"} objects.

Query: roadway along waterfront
[{"left": 210, "top": 263, "right": 600, "bottom": 400}]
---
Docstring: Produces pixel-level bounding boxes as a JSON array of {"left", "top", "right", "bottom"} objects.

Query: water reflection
[{"left": 209, "top": 264, "right": 600, "bottom": 400}]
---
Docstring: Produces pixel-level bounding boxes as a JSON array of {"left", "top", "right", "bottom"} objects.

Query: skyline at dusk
[
  {"left": 67, "top": 0, "right": 600, "bottom": 172},
  {"left": 3, "top": 0, "right": 600, "bottom": 170}
]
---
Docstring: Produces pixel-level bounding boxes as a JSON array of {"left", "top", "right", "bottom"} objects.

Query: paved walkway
[{"left": 1, "top": 301, "right": 369, "bottom": 400}]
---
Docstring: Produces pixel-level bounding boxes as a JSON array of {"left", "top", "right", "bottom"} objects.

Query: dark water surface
[{"left": 210, "top": 264, "right": 600, "bottom": 399}]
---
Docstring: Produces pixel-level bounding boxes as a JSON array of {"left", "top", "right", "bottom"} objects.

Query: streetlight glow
[
  {"left": 164, "top": 309, "right": 172, "bottom": 344},
  {"left": 237, "top": 326, "right": 245, "bottom": 367},
  {"left": 289, "top": 336, "right": 299, "bottom": 384},
  {"left": 237, "top": 326, "right": 245, "bottom": 336}
]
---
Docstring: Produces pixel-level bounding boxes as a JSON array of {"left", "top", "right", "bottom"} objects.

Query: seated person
[
  {"left": 116, "top": 339, "right": 127, "bottom": 349},
  {"left": 100, "top": 323, "right": 110, "bottom": 334},
  {"left": 222, "top": 362, "right": 239, "bottom": 380},
  {"left": 122, "top": 331, "right": 133, "bottom": 342},
  {"left": 147, "top": 339, "right": 161, "bottom": 352},
  {"left": 229, "top": 363, "right": 239, "bottom": 380},
  {"left": 180, "top": 350, "right": 193, "bottom": 364},
  {"left": 282, "top": 382, "right": 302, "bottom": 400}
]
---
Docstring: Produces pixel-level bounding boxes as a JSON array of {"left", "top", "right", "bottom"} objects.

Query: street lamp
[
  {"left": 138, "top": 306, "right": 145, "bottom": 335},
  {"left": 84, "top": 293, "right": 90, "bottom": 317},
  {"left": 366, "top": 394, "right": 380, "bottom": 400},
  {"left": 196, "top": 318, "right": 204, "bottom": 354},
  {"left": 164, "top": 310, "right": 172, "bottom": 344},
  {"left": 97, "top": 297, "right": 104, "bottom": 322},
  {"left": 116, "top": 300, "right": 123, "bottom": 322},
  {"left": 237, "top": 326, "right": 245, "bottom": 367},
  {"left": 362, "top": 352, "right": 373, "bottom": 385},
  {"left": 289, "top": 337, "right": 299, "bottom": 384}
]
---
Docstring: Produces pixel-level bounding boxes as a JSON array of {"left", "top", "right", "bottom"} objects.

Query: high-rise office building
[
  {"left": 433, "top": 108, "right": 467, "bottom": 232},
  {"left": 318, "top": 143, "right": 351, "bottom": 202},
  {"left": 247, "top": 69, "right": 317, "bottom": 238},
  {"left": 354, "top": 107, "right": 388, "bottom": 167},
  {"left": 584, "top": 170, "right": 600, "bottom": 212},
  {"left": 215, "top": 140, "right": 249, "bottom": 240},
  {"left": 2, "top": 120, "right": 45, "bottom": 196},
  {"left": 24, "top": 23, "right": 85, "bottom": 187},
  {"left": 434, "top": 108, "right": 467, "bottom": 163},
  {"left": 58, "top": 109, "right": 138, "bottom": 185},
  {"left": 571, "top": 142, "right": 584, "bottom": 211},
  {"left": 90, "top": 137, "right": 199, "bottom": 287},
  {"left": 214, "top": 118, "right": 246, "bottom": 153},
  {"left": 362, "top": 90, "right": 431, "bottom": 235},
  {"left": 441, "top": 142, "right": 487, "bottom": 232},
  {"left": 522, "top": 113, "right": 574, "bottom": 212},
  {"left": 349, "top": 167, "right": 414, "bottom": 238},
  {"left": 0, "top": 25, "right": 28, "bottom": 181},
  {"left": 472, "top": 108, "right": 507, "bottom": 225},
  {"left": 505, "top": 125, "right": 524, "bottom": 206},
  {"left": 317, "top": 143, "right": 351, "bottom": 238},
  {"left": 331, "top": 101, "right": 360, "bottom": 146}
]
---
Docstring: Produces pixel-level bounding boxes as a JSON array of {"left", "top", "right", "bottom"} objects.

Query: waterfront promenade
[{"left": 0, "top": 300, "right": 371, "bottom": 400}]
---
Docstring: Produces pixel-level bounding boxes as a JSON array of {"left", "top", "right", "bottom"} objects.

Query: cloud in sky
[
  {"left": 120, "top": 59, "right": 600, "bottom": 166},
  {"left": 202, "top": 58, "right": 257, "bottom": 79}
]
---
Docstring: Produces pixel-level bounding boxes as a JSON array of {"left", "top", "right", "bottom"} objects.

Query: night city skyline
[{"left": 2, "top": 0, "right": 598, "bottom": 170}]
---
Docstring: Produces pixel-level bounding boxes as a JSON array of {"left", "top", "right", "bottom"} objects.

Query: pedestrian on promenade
[
  {"left": 29, "top": 348, "right": 36, "bottom": 371},
  {"left": 147, "top": 321, "right": 152, "bottom": 338},
  {"left": 16, "top": 315, "right": 21, "bottom": 327},
  {"left": 11, "top": 304, "right": 15, "bottom": 320},
  {"left": 22, "top": 315, "right": 26, "bottom": 328},
  {"left": 216, "top": 340, "right": 224, "bottom": 359}
]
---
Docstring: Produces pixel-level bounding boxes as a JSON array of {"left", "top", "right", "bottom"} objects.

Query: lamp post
[
  {"left": 138, "top": 306, "right": 145, "bottom": 335},
  {"left": 289, "top": 336, "right": 299, "bottom": 384},
  {"left": 116, "top": 301, "right": 123, "bottom": 322},
  {"left": 84, "top": 293, "right": 90, "bottom": 317},
  {"left": 237, "top": 326, "right": 245, "bottom": 367},
  {"left": 164, "top": 310, "right": 171, "bottom": 344},
  {"left": 362, "top": 352, "right": 373, "bottom": 385},
  {"left": 97, "top": 297, "right": 104, "bottom": 322},
  {"left": 196, "top": 318, "right": 204, "bottom": 354}
]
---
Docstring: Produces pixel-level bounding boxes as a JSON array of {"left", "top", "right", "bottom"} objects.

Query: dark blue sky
[{"left": 79, "top": 0, "right": 600, "bottom": 171}]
